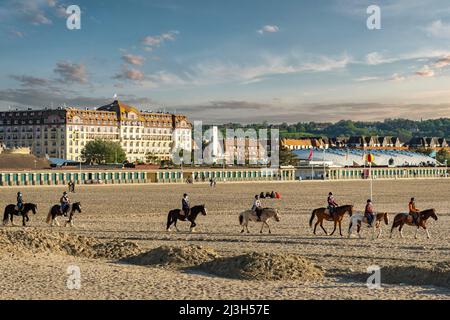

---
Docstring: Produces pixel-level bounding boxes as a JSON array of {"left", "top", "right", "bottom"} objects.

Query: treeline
[{"left": 218, "top": 118, "right": 450, "bottom": 141}]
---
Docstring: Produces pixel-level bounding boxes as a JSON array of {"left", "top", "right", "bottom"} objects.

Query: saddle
[
  {"left": 181, "top": 209, "right": 190, "bottom": 220},
  {"left": 408, "top": 212, "right": 420, "bottom": 225}
]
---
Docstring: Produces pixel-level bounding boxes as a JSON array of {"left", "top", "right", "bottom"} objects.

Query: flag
[{"left": 308, "top": 148, "right": 313, "bottom": 161}]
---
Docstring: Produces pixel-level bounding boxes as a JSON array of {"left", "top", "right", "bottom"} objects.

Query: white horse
[
  {"left": 348, "top": 212, "right": 389, "bottom": 239},
  {"left": 238, "top": 208, "right": 280, "bottom": 234}
]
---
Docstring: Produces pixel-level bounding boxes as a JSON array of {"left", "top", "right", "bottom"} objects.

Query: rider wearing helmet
[
  {"left": 409, "top": 197, "right": 420, "bottom": 226},
  {"left": 16, "top": 192, "right": 24, "bottom": 213},
  {"left": 181, "top": 193, "right": 190, "bottom": 220},
  {"left": 60, "top": 191, "right": 70, "bottom": 217},
  {"left": 365, "top": 199, "right": 375, "bottom": 227},
  {"left": 327, "top": 192, "right": 338, "bottom": 217}
]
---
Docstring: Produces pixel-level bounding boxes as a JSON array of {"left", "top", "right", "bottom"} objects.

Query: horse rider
[
  {"left": 365, "top": 199, "right": 375, "bottom": 227},
  {"left": 60, "top": 191, "right": 70, "bottom": 217},
  {"left": 252, "top": 195, "right": 263, "bottom": 221},
  {"left": 181, "top": 193, "right": 190, "bottom": 220},
  {"left": 16, "top": 191, "right": 24, "bottom": 213},
  {"left": 327, "top": 192, "right": 338, "bottom": 217},
  {"left": 409, "top": 197, "right": 420, "bottom": 226}
]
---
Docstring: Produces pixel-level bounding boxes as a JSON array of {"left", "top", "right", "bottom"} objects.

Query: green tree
[
  {"left": 145, "top": 152, "right": 158, "bottom": 164},
  {"left": 81, "top": 139, "right": 126, "bottom": 164},
  {"left": 437, "top": 149, "right": 450, "bottom": 164},
  {"left": 279, "top": 144, "right": 298, "bottom": 166}
]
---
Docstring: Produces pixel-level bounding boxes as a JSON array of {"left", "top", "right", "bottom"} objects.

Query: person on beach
[
  {"left": 16, "top": 191, "right": 24, "bottom": 213},
  {"left": 251, "top": 194, "right": 262, "bottom": 221},
  {"left": 181, "top": 193, "right": 190, "bottom": 220},
  {"left": 409, "top": 197, "right": 420, "bottom": 225},
  {"left": 365, "top": 199, "right": 375, "bottom": 227},
  {"left": 327, "top": 192, "right": 338, "bottom": 217},
  {"left": 60, "top": 191, "right": 70, "bottom": 216}
]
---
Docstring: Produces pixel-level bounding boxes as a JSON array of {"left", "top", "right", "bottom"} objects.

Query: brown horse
[
  {"left": 348, "top": 212, "right": 389, "bottom": 239},
  {"left": 309, "top": 205, "right": 353, "bottom": 236},
  {"left": 390, "top": 209, "right": 438, "bottom": 239}
]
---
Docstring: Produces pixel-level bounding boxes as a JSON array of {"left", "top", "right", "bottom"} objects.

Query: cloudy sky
[{"left": 1, "top": 0, "right": 450, "bottom": 123}]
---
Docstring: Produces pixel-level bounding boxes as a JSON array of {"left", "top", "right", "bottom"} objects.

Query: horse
[
  {"left": 348, "top": 212, "right": 389, "bottom": 239},
  {"left": 309, "top": 205, "right": 353, "bottom": 236},
  {"left": 390, "top": 209, "right": 438, "bottom": 239},
  {"left": 239, "top": 208, "right": 280, "bottom": 234},
  {"left": 46, "top": 202, "right": 82, "bottom": 227},
  {"left": 3, "top": 203, "right": 38, "bottom": 227},
  {"left": 166, "top": 204, "right": 207, "bottom": 232}
]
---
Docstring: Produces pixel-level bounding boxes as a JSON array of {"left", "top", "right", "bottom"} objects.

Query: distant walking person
[{"left": 68, "top": 180, "right": 75, "bottom": 193}]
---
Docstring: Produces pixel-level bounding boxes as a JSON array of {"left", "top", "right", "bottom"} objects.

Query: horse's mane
[{"left": 420, "top": 208, "right": 435, "bottom": 216}]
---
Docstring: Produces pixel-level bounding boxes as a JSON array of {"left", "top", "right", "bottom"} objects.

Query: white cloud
[
  {"left": 10, "top": 30, "right": 24, "bottom": 38},
  {"left": 390, "top": 73, "right": 406, "bottom": 81},
  {"left": 415, "top": 65, "right": 435, "bottom": 77},
  {"left": 365, "top": 52, "right": 395, "bottom": 65},
  {"left": 54, "top": 61, "right": 88, "bottom": 84},
  {"left": 257, "top": 25, "right": 280, "bottom": 34},
  {"left": 141, "top": 30, "right": 179, "bottom": 49},
  {"left": 122, "top": 54, "right": 145, "bottom": 66},
  {"left": 142, "top": 71, "right": 187, "bottom": 88},
  {"left": 114, "top": 68, "right": 145, "bottom": 82},
  {"left": 188, "top": 54, "right": 352, "bottom": 85},
  {"left": 426, "top": 20, "right": 450, "bottom": 38},
  {"left": 10, "top": 75, "right": 50, "bottom": 87},
  {"left": 354, "top": 76, "right": 380, "bottom": 82},
  {"left": 433, "top": 56, "right": 450, "bottom": 68}
]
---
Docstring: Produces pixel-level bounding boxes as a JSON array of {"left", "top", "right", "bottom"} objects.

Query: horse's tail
[
  {"left": 239, "top": 213, "right": 244, "bottom": 226},
  {"left": 46, "top": 208, "right": 52, "bottom": 224},
  {"left": 166, "top": 211, "right": 172, "bottom": 230},
  {"left": 309, "top": 209, "right": 316, "bottom": 227},
  {"left": 348, "top": 216, "right": 353, "bottom": 232},
  {"left": 3, "top": 206, "right": 9, "bottom": 224}
]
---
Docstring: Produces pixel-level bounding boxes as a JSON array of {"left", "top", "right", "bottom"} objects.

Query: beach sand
[{"left": 0, "top": 179, "right": 449, "bottom": 300}]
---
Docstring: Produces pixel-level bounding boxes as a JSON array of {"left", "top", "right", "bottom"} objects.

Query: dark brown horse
[
  {"left": 309, "top": 205, "right": 353, "bottom": 236},
  {"left": 390, "top": 209, "right": 438, "bottom": 239},
  {"left": 166, "top": 204, "right": 207, "bottom": 232},
  {"left": 3, "top": 203, "right": 38, "bottom": 226},
  {"left": 46, "top": 202, "right": 82, "bottom": 227}
]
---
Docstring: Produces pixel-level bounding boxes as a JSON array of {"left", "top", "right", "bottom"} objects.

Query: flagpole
[
  {"left": 323, "top": 148, "right": 326, "bottom": 180},
  {"left": 370, "top": 160, "right": 373, "bottom": 200}
]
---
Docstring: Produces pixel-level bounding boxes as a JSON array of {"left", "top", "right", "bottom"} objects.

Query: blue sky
[{"left": 1, "top": 0, "right": 450, "bottom": 123}]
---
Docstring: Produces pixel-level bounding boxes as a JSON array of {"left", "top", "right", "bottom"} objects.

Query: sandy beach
[{"left": 0, "top": 179, "right": 449, "bottom": 300}]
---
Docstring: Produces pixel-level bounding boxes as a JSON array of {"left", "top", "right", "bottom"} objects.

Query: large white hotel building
[{"left": 0, "top": 100, "right": 192, "bottom": 162}]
